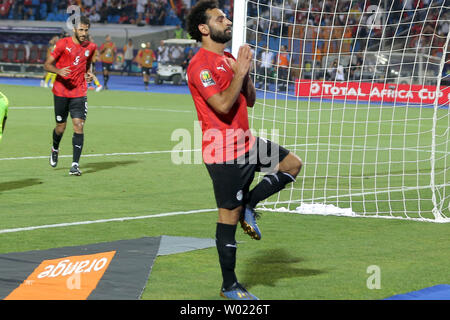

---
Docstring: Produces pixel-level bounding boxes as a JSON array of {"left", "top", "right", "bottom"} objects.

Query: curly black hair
[{"left": 186, "top": 0, "right": 219, "bottom": 42}]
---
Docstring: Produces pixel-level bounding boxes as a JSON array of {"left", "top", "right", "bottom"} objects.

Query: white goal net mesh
[{"left": 234, "top": 0, "right": 450, "bottom": 221}]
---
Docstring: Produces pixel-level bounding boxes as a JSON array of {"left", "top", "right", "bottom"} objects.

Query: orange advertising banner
[{"left": 5, "top": 251, "right": 116, "bottom": 300}]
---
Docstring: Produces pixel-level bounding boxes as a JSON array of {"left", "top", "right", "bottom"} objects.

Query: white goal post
[{"left": 232, "top": 0, "right": 450, "bottom": 222}]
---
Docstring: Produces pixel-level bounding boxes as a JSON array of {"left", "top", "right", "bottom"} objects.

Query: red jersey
[
  {"left": 51, "top": 37, "right": 97, "bottom": 98},
  {"left": 187, "top": 48, "right": 255, "bottom": 164}
]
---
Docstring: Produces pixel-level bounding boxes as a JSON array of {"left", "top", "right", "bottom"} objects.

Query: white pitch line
[
  {"left": 0, "top": 149, "right": 201, "bottom": 161},
  {"left": 0, "top": 208, "right": 217, "bottom": 234},
  {"left": 9, "top": 105, "right": 193, "bottom": 113}
]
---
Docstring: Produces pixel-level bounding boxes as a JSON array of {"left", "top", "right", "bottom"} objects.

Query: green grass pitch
[{"left": 0, "top": 83, "right": 449, "bottom": 300}]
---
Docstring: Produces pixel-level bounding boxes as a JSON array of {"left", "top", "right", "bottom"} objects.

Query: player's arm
[
  {"left": 44, "top": 54, "right": 70, "bottom": 77},
  {"left": 206, "top": 45, "right": 252, "bottom": 114},
  {"left": 85, "top": 45, "right": 97, "bottom": 83},
  {"left": 85, "top": 60, "right": 94, "bottom": 83},
  {"left": 241, "top": 72, "right": 256, "bottom": 108}
]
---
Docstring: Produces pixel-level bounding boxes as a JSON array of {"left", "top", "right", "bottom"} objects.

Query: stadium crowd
[
  {"left": 0, "top": 0, "right": 193, "bottom": 26},
  {"left": 0, "top": 0, "right": 448, "bottom": 86},
  {"left": 246, "top": 0, "right": 449, "bottom": 84}
]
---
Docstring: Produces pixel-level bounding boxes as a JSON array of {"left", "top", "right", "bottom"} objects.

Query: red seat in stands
[
  {"left": 15, "top": 44, "right": 26, "bottom": 63},
  {"left": 0, "top": 43, "right": 7, "bottom": 62},
  {"left": 28, "top": 44, "right": 40, "bottom": 63},
  {"left": 4, "top": 44, "right": 16, "bottom": 63}
]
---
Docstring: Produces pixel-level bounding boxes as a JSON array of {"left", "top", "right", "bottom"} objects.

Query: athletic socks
[
  {"left": 247, "top": 171, "right": 296, "bottom": 209},
  {"left": 72, "top": 133, "right": 84, "bottom": 164},
  {"left": 216, "top": 223, "right": 238, "bottom": 289},
  {"left": 52, "top": 129, "right": 63, "bottom": 150}
]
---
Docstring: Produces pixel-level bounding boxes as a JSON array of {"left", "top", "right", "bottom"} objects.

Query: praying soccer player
[
  {"left": 186, "top": 0, "right": 302, "bottom": 300},
  {"left": 44, "top": 15, "right": 97, "bottom": 176}
]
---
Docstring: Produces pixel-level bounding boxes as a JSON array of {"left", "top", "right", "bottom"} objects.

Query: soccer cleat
[
  {"left": 220, "top": 282, "right": 259, "bottom": 300},
  {"left": 95, "top": 85, "right": 103, "bottom": 92},
  {"left": 49, "top": 147, "right": 59, "bottom": 168},
  {"left": 69, "top": 164, "right": 82, "bottom": 176},
  {"left": 240, "top": 205, "right": 262, "bottom": 240}
]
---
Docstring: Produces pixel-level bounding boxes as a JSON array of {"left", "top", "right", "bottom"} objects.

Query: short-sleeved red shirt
[
  {"left": 187, "top": 48, "right": 255, "bottom": 164},
  {"left": 51, "top": 37, "right": 97, "bottom": 98}
]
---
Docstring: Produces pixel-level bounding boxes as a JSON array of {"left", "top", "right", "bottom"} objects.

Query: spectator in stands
[
  {"left": 276, "top": 45, "right": 289, "bottom": 91},
  {"left": 256, "top": 44, "right": 275, "bottom": 89},
  {"left": 349, "top": 53, "right": 363, "bottom": 81},
  {"left": 88, "top": 7, "right": 101, "bottom": 23},
  {"left": 94, "top": 0, "right": 103, "bottom": 11},
  {"left": 157, "top": 40, "right": 169, "bottom": 64},
  {"left": 169, "top": 43, "right": 184, "bottom": 64},
  {"left": 154, "top": 0, "right": 167, "bottom": 25},
  {"left": 83, "top": 0, "right": 94, "bottom": 8},
  {"left": 122, "top": 38, "right": 134, "bottom": 75},
  {"left": 99, "top": 2, "right": 109, "bottom": 23},
  {"left": 176, "top": 2, "right": 188, "bottom": 29},
  {"left": 136, "top": 0, "right": 147, "bottom": 25},
  {"left": 335, "top": 60, "right": 345, "bottom": 81},
  {"left": 0, "top": 0, "right": 13, "bottom": 20},
  {"left": 327, "top": 59, "right": 345, "bottom": 81},
  {"left": 326, "top": 60, "right": 336, "bottom": 81},
  {"left": 182, "top": 48, "right": 194, "bottom": 71}
]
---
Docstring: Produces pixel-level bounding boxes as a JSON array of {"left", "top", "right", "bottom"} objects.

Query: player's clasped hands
[{"left": 227, "top": 44, "right": 253, "bottom": 79}]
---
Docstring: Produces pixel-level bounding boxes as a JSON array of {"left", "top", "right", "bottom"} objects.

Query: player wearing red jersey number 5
[{"left": 44, "top": 15, "right": 97, "bottom": 176}]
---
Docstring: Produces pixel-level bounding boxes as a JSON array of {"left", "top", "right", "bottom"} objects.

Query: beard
[
  {"left": 74, "top": 31, "right": 87, "bottom": 44},
  {"left": 209, "top": 25, "right": 232, "bottom": 44}
]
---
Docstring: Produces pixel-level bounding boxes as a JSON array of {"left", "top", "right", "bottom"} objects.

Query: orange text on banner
[{"left": 5, "top": 251, "right": 116, "bottom": 300}]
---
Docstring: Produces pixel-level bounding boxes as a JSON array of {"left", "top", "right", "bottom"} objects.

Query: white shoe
[{"left": 95, "top": 85, "right": 103, "bottom": 92}]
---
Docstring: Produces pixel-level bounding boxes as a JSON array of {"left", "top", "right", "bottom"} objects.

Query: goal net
[{"left": 232, "top": 0, "right": 450, "bottom": 222}]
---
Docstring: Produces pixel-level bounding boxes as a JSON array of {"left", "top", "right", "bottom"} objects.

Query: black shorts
[
  {"left": 54, "top": 95, "right": 87, "bottom": 123},
  {"left": 102, "top": 62, "right": 112, "bottom": 72},
  {"left": 142, "top": 67, "right": 151, "bottom": 75},
  {"left": 205, "top": 137, "right": 290, "bottom": 209}
]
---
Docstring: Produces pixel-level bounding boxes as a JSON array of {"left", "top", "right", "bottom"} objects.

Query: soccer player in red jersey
[
  {"left": 186, "top": 0, "right": 302, "bottom": 300},
  {"left": 44, "top": 15, "right": 97, "bottom": 176}
]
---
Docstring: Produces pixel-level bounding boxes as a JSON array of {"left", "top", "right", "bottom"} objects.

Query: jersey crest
[{"left": 200, "top": 70, "right": 215, "bottom": 87}]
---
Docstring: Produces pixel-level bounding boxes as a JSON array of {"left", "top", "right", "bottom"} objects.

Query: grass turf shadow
[
  {"left": 0, "top": 178, "right": 43, "bottom": 193},
  {"left": 54, "top": 160, "right": 138, "bottom": 174},
  {"left": 82, "top": 160, "right": 138, "bottom": 174},
  {"left": 240, "top": 248, "right": 325, "bottom": 289}
]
